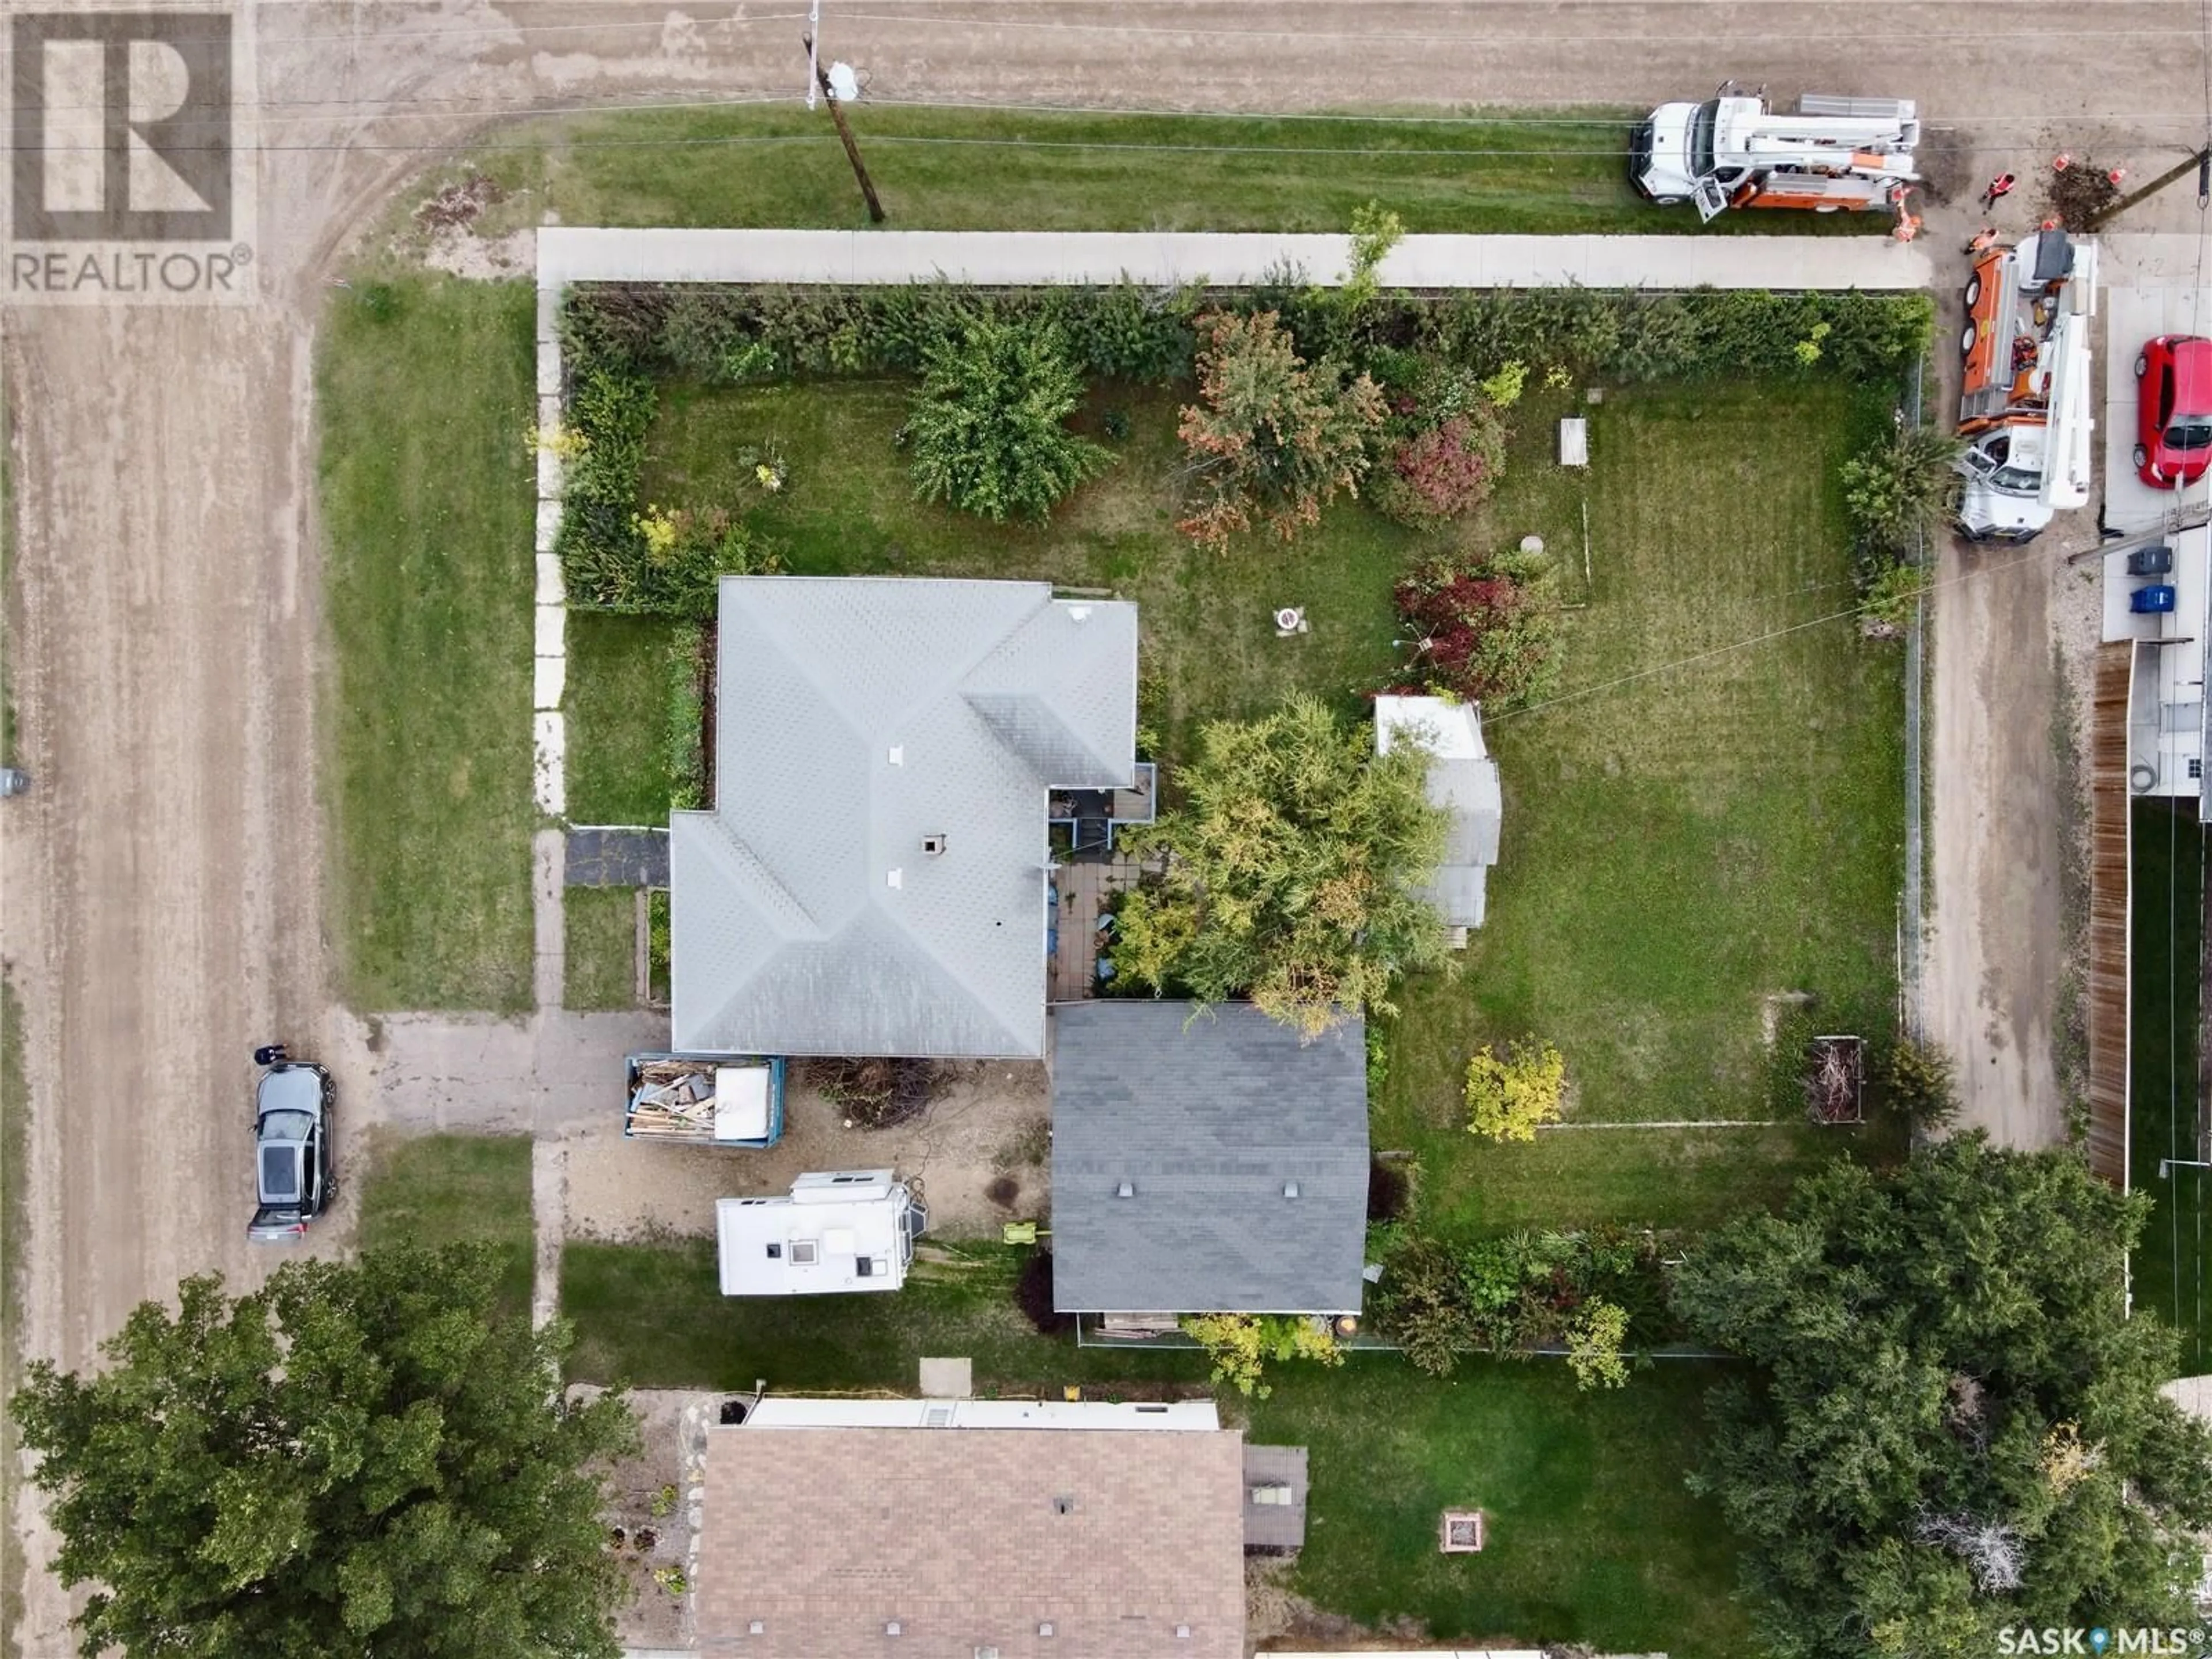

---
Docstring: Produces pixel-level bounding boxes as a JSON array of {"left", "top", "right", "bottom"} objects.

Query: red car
[{"left": 2135, "top": 335, "right": 2212, "bottom": 488}]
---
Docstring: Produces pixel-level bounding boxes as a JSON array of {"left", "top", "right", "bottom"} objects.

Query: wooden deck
[
  {"left": 2088, "top": 642, "right": 2133, "bottom": 1187},
  {"left": 1047, "top": 853, "right": 1156, "bottom": 1004}
]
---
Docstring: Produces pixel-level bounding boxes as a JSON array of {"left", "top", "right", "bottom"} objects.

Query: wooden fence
[{"left": 2086, "top": 643, "right": 2134, "bottom": 1187}]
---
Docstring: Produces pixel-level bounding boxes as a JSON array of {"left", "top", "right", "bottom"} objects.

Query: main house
[
  {"left": 670, "top": 577, "right": 1139, "bottom": 1058},
  {"left": 695, "top": 1396, "right": 1248, "bottom": 1657},
  {"left": 1050, "top": 1001, "right": 1370, "bottom": 1321}
]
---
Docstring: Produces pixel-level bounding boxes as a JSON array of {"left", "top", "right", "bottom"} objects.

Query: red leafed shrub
[
  {"left": 1391, "top": 554, "right": 1562, "bottom": 711},
  {"left": 1372, "top": 408, "right": 1507, "bottom": 529}
]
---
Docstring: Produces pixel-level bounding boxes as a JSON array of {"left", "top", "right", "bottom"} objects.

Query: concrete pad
[
  {"left": 536, "top": 498, "right": 562, "bottom": 555},
  {"left": 536, "top": 284, "right": 563, "bottom": 343},
  {"left": 535, "top": 551, "right": 565, "bottom": 605},
  {"left": 539, "top": 228, "right": 1930, "bottom": 293},
  {"left": 538, "top": 391, "right": 562, "bottom": 432},
  {"left": 534, "top": 654, "right": 565, "bottom": 711},
  {"left": 534, "top": 603, "right": 565, "bottom": 658},
  {"left": 536, "top": 444, "right": 563, "bottom": 501},
  {"left": 2165, "top": 1374, "right": 2212, "bottom": 1422},
  {"left": 537, "top": 346, "right": 562, "bottom": 397},
  {"left": 918, "top": 1357, "right": 973, "bottom": 1399},
  {"left": 2101, "top": 283, "right": 2212, "bottom": 534},
  {"left": 531, "top": 1141, "right": 566, "bottom": 1331},
  {"left": 533, "top": 828, "right": 565, "bottom": 1011}
]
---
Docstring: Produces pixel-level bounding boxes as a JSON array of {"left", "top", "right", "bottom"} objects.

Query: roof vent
[
  {"left": 885, "top": 1620, "right": 903, "bottom": 1637},
  {"left": 1037, "top": 1623, "right": 1055, "bottom": 1638},
  {"left": 749, "top": 1621, "right": 767, "bottom": 1635},
  {"left": 887, "top": 745, "right": 904, "bottom": 765},
  {"left": 1175, "top": 1626, "right": 1194, "bottom": 1640},
  {"left": 1283, "top": 1180, "right": 1300, "bottom": 1199},
  {"left": 1115, "top": 1180, "right": 1135, "bottom": 1199},
  {"left": 922, "top": 833, "right": 947, "bottom": 857},
  {"left": 887, "top": 868, "right": 903, "bottom": 889},
  {"left": 1052, "top": 1494, "right": 1075, "bottom": 1515},
  {"left": 1067, "top": 604, "right": 1091, "bottom": 622}
]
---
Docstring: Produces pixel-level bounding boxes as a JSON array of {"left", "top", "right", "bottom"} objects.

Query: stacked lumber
[{"left": 627, "top": 1061, "right": 718, "bottom": 1138}]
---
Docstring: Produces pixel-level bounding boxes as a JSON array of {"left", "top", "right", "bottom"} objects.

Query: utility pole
[
  {"left": 802, "top": 35, "right": 885, "bottom": 225},
  {"left": 2083, "top": 146, "right": 2212, "bottom": 231}
]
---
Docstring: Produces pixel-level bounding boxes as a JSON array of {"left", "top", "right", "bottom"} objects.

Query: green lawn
[
  {"left": 357, "top": 1132, "right": 536, "bottom": 1312},
  {"left": 319, "top": 278, "right": 539, "bottom": 1012},
  {"left": 2128, "top": 797, "right": 2209, "bottom": 1376},
  {"left": 562, "top": 1238, "right": 1203, "bottom": 1393},
  {"left": 563, "top": 886, "right": 640, "bottom": 1012},
  {"left": 466, "top": 104, "right": 1879, "bottom": 239},
  {"left": 564, "top": 613, "right": 677, "bottom": 825},
  {"left": 1249, "top": 1360, "right": 1749, "bottom": 1658},
  {"left": 1375, "top": 383, "right": 1904, "bottom": 1236}
]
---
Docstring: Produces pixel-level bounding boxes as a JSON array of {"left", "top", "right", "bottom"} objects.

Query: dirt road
[{"left": 3, "top": 3, "right": 2205, "bottom": 1645}]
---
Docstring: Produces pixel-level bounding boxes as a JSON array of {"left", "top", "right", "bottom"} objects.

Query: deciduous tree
[
  {"left": 13, "top": 1245, "right": 639, "bottom": 1659},
  {"left": 1463, "top": 1037, "right": 1567, "bottom": 1142},
  {"left": 1672, "top": 1136, "right": 2212, "bottom": 1659},
  {"left": 906, "top": 312, "right": 1111, "bottom": 523},
  {"left": 1115, "top": 694, "right": 1449, "bottom": 1034},
  {"left": 1175, "top": 310, "right": 1384, "bottom": 551}
]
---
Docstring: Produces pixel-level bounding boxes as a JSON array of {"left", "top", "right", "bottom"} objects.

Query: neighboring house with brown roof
[{"left": 695, "top": 1399, "right": 1245, "bottom": 1658}]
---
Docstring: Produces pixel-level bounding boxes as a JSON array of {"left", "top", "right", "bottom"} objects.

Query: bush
[
  {"left": 1371, "top": 410, "right": 1509, "bottom": 528},
  {"left": 1565, "top": 1299, "right": 1631, "bottom": 1390},
  {"left": 1860, "top": 556, "right": 1929, "bottom": 635},
  {"left": 1464, "top": 1037, "right": 1566, "bottom": 1142},
  {"left": 1885, "top": 1037, "right": 1961, "bottom": 1134},
  {"left": 1179, "top": 1313, "right": 1343, "bottom": 1399},
  {"left": 1374, "top": 1228, "right": 1677, "bottom": 1376},
  {"left": 1175, "top": 309, "right": 1384, "bottom": 552},
  {"left": 905, "top": 313, "right": 1111, "bottom": 523},
  {"left": 1391, "top": 551, "right": 1563, "bottom": 712},
  {"left": 1014, "top": 1252, "right": 1073, "bottom": 1336},
  {"left": 1842, "top": 424, "right": 1963, "bottom": 552}
]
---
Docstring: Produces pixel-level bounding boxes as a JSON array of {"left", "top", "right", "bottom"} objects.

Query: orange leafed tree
[{"left": 1175, "top": 309, "right": 1384, "bottom": 552}]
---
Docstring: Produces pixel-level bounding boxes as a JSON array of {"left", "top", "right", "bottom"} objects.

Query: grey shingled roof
[
  {"left": 1050, "top": 1002, "right": 1369, "bottom": 1315},
  {"left": 671, "top": 578, "right": 1137, "bottom": 1058}
]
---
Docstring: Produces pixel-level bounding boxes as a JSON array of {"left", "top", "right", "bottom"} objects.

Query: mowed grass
[
  {"left": 561, "top": 1238, "right": 1204, "bottom": 1392},
  {"left": 1378, "top": 382, "right": 1904, "bottom": 1234},
  {"left": 1249, "top": 1360, "right": 1749, "bottom": 1659},
  {"left": 563, "top": 886, "right": 641, "bottom": 1012},
  {"left": 319, "top": 278, "right": 539, "bottom": 1012},
  {"left": 564, "top": 613, "right": 676, "bottom": 825},
  {"left": 357, "top": 1131, "right": 536, "bottom": 1312},
  {"left": 645, "top": 380, "right": 1411, "bottom": 763},
  {"left": 2128, "top": 797, "right": 2209, "bottom": 1376},
  {"left": 478, "top": 104, "right": 1878, "bottom": 238}
]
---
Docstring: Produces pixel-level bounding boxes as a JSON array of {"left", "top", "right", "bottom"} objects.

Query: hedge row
[{"left": 553, "top": 281, "right": 1934, "bottom": 613}]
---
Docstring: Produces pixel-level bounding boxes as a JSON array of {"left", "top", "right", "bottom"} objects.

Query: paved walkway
[
  {"left": 539, "top": 228, "right": 1932, "bottom": 293},
  {"left": 567, "top": 827, "right": 671, "bottom": 888}
]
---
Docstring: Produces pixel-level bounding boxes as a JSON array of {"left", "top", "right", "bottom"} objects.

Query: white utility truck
[
  {"left": 1955, "top": 228, "right": 2099, "bottom": 543},
  {"left": 1631, "top": 85, "right": 1920, "bottom": 222}
]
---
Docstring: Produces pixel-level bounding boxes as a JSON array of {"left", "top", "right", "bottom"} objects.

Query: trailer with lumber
[
  {"left": 624, "top": 1052, "right": 786, "bottom": 1147},
  {"left": 1630, "top": 85, "right": 1920, "bottom": 222}
]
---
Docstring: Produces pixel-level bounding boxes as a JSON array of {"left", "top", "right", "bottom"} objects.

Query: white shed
[
  {"left": 1375, "top": 694, "right": 1503, "bottom": 934},
  {"left": 716, "top": 1169, "right": 927, "bottom": 1296}
]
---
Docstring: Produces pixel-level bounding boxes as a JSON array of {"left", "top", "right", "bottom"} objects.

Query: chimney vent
[
  {"left": 922, "top": 834, "right": 947, "bottom": 856},
  {"left": 1115, "top": 1180, "right": 1134, "bottom": 1199}
]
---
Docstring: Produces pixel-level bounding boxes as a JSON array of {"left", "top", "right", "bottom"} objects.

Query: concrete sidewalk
[{"left": 539, "top": 228, "right": 1931, "bottom": 293}]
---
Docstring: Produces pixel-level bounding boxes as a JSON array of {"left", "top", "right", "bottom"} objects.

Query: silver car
[{"left": 249, "top": 1051, "right": 334, "bottom": 1243}]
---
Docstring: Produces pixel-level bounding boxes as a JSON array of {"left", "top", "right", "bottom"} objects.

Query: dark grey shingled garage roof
[{"left": 1050, "top": 1002, "right": 1369, "bottom": 1315}]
